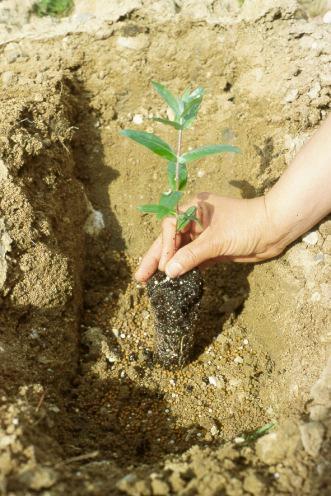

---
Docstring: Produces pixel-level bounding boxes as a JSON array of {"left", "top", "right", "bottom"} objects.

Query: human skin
[{"left": 135, "top": 113, "right": 331, "bottom": 282}]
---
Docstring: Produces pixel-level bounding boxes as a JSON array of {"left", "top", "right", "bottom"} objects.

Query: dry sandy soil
[{"left": 0, "top": 1, "right": 330, "bottom": 495}]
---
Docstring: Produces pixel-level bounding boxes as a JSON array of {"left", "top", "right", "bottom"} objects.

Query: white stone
[
  {"left": 116, "top": 34, "right": 149, "bottom": 51},
  {"left": 132, "top": 114, "right": 143, "bottom": 125},
  {"left": 308, "top": 82, "right": 321, "bottom": 100},
  {"left": 197, "top": 169, "right": 205, "bottom": 178},
  {"left": 310, "top": 292, "right": 321, "bottom": 302},
  {"left": 107, "top": 353, "right": 119, "bottom": 364},
  {"left": 234, "top": 356, "right": 244, "bottom": 364},
  {"left": 284, "top": 88, "right": 299, "bottom": 103},
  {"left": 84, "top": 200, "right": 105, "bottom": 236},
  {"left": 323, "top": 10, "right": 331, "bottom": 23},
  {"left": 302, "top": 231, "right": 319, "bottom": 246},
  {"left": 208, "top": 375, "right": 223, "bottom": 388},
  {"left": 210, "top": 425, "right": 219, "bottom": 436},
  {"left": 0, "top": 159, "right": 8, "bottom": 181}
]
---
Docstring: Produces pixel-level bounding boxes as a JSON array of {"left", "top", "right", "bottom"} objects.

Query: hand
[
  {"left": 135, "top": 115, "right": 331, "bottom": 283},
  {"left": 135, "top": 192, "right": 283, "bottom": 282}
]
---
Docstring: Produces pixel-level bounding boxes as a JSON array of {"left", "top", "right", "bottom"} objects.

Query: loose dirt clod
[{"left": 147, "top": 269, "right": 203, "bottom": 369}]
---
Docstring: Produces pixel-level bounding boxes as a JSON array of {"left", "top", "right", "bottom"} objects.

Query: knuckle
[
  {"left": 181, "top": 245, "right": 199, "bottom": 266},
  {"left": 210, "top": 238, "right": 222, "bottom": 257}
]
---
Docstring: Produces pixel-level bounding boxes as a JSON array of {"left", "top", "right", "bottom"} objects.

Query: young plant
[{"left": 121, "top": 81, "right": 239, "bottom": 232}]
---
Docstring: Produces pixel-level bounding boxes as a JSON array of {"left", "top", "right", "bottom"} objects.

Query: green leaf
[
  {"left": 152, "top": 81, "right": 180, "bottom": 116},
  {"left": 181, "top": 88, "right": 190, "bottom": 101},
  {"left": 176, "top": 206, "right": 200, "bottom": 231},
  {"left": 33, "top": 0, "right": 73, "bottom": 17},
  {"left": 159, "top": 191, "right": 183, "bottom": 210},
  {"left": 179, "top": 87, "right": 205, "bottom": 128},
  {"left": 242, "top": 423, "right": 276, "bottom": 444},
  {"left": 167, "top": 161, "right": 188, "bottom": 191},
  {"left": 152, "top": 117, "right": 183, "bottom": 130},
  {"left": 138, "top": 204, "right": 175, "bottom": 220},
  {"left": 181, "top": 100, "right": 202, "bottom": 128},
  {"left": 121, "top": 130, "right": 177, "bottom": 161},
  {"left": 181, "top": 144, "right": 240, "bottom": 163}
]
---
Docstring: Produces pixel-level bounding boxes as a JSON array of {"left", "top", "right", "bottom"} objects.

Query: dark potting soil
[{"left": 147, "top": 269, "right": 203, "bottom": 369}]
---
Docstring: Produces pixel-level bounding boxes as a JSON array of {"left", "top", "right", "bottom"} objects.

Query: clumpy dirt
[
  {"left": 147, "top": 269, "right": 203, "bottom": 369},
  {"left": 0, "top": 1, "right": 331, "bottom": 495}
]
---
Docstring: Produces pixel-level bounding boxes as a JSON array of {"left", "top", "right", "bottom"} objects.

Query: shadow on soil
[
  {"left": 230, "top": 136, "right": 279, "bottom": 198},
  {"left": 193, "top": 262, "right": 253, "bottom": 358},
  {"left": 67, "top": 75, "right": 132, "bottom": 295},
  {"left": 58, "top": 374, "right": 210, "bottom": 466}
]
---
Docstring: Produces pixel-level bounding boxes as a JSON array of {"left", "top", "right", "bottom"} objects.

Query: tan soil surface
[{"left": 0, "top": 1, "right": 330, "bottom": 495}]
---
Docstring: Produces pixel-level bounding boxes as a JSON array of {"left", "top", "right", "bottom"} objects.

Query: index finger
[
  {"left": 159, "top": 217, "right": 179, "bottom": 271},
  {"left": 134, "top": 235, "right": 162, "bottom": 282}
]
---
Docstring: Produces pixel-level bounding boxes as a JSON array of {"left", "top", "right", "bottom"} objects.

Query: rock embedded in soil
[
  {"left": 299, "top": 421, "right": 325, "bottom": 457},
  {"left": 147, "top": 269, "right": 203, "bottom": 369},
  {"left": 18, "top": 466, "right": 58, "bottom": 491}
]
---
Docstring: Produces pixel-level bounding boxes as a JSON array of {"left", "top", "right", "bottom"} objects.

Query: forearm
[{"left": 265, "top": 113, "right": 331, "bottom": 249}]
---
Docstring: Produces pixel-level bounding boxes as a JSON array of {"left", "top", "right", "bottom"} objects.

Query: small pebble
[
  {"left": 210, "top": 425, "right": 219, "bottom": 436},
  {"left": 208, "top": 376, "right": 219, "bottom": 387},
  {"left": 284, "top": 88, "right": 299, "bottom": 103},
  {"left": 302, "top": 231, "right": 319, "bottom": 246},
  {"left": 323, "top": 11, "right": 331, "bottom": 23},
  {"left": 132, "top": 114, "right": 143, "bottom": 125}
]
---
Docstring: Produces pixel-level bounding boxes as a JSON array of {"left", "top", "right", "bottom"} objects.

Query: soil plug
[
  {"left": 147, "top": 269, "right": 203, "bottom": 369},
  {"left": 121, "top": 81, "right": 239, "bottom": 367}
]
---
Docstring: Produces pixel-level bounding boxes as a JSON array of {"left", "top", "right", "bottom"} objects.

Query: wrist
[{"left": 263, "top": 187, "right": 314, "bottom": 257}]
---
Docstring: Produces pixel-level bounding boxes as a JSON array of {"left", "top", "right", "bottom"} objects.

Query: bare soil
[{"left": 0, "top": 1, "right": 330, "bottom": 495}]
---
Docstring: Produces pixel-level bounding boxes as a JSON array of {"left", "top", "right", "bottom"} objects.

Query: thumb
[{"left": 165, "top": 236, "right": 209, "bottom": 278}]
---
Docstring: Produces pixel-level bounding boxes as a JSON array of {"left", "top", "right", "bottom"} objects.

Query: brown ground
[{"left": 0, "top": 1, "right": 330, "bottom": 495}]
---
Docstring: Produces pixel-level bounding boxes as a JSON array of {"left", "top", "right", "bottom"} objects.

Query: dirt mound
[{"left": 0, "top": 1, "right": 330, "bottom": 495}]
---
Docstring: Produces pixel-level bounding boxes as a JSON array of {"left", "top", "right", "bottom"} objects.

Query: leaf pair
[
  {"left": 139, "top": 200, "right": 199, "bottom": 233},
  {"left": 120, "top": 129, "right": 240, "bottom": 164},
  {"left": 152, "top": 81, "right": 203, "bottom": 130},
  {"left": 138, "top": 191, "right": 182, "bottom": 221},
  {"left": 177, "top": 206, "right": 200, "bottom": 231}
]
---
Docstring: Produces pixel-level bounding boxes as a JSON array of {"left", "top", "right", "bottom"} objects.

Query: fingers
[
  {"left": 157, "top": 202, "right": 204, "bottom": 271},
  {"left": 135, "top": 194, "right": 212, "bottom": 281},
  {"left": 165, "top": 234, "right": 211, "bottom": 278},
  {"left": 158, "top": 217, "right": 178, "bottom": 271},
  {"left": 135, "top": 235, "right": 162, "bottom": 282}
]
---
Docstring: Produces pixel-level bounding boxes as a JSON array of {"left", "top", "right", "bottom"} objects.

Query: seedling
[
  {"left": 121, "top": 82, "right": 239, "bottom": 369},
  {"left": 121, "top": 81, "right": 239, "bottom": 232},
  {"left": 239, "top": 422, "right": 276, "bottom": 445}
]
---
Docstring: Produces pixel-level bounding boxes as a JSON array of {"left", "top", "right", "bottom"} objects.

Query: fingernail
[{"left": 165, "top": 261, "right": 183, "bottom": 278}]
